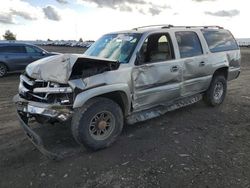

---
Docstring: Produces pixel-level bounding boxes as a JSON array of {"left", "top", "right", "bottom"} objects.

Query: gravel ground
[{"left": 0, "top": 47, "right": 249, "bottom": 188}]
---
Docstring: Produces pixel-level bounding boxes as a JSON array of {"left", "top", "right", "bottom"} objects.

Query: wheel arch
[
  {"left": 212, "top": 67, "right": 229, "bottom": 80},
  {"left": 73, "top": 84, "right": 131, "bottom": 116},
  {"left": 0, "top": 61, "right": 9, "bottom": 71}
]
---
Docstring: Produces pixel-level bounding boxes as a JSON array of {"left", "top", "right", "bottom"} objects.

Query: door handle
[
  {"left": 199, "top": 61, "right": 206, "bottom": 67},
  {"left": 171, "top": 65, "right": 179, "bottom": 72}
]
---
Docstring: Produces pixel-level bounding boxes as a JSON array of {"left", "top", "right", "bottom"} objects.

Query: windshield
[{"left": 84, "top": 33, "right": 141, "bottom": 63}]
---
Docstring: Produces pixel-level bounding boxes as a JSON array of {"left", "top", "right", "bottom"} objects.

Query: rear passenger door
[
  {"left": 2, "top": 45, "right": 29, "bottom": 71},
  {"left": 132, "top": 33, "right": 182, "bottom": 110},
  {"left": 175, "top": 31, "right": 211, "bottom": 97}
]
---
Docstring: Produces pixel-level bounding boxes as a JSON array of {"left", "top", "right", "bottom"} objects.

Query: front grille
[
  {"left": 19, "top": 74, "right": 48, "bottom": 102},
  {"left": 19, "top": 74, "right": 73, "bottom": 103}
]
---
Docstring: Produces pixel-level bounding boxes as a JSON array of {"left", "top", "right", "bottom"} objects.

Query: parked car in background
[{"left": 0, "top": 42, "right": 58, "bottom": 77}]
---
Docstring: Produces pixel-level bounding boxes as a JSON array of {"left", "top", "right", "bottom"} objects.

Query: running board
[{"left": 126, "top": 94, "right": 202, "bottom": 124}]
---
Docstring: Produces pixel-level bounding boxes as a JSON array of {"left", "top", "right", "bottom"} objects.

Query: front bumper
[
  {"left": 13, "top": 95, "right": 74, "bottom": 160},
  {"left": 16, "top": 112, "right": 61, "bottom": 160},
  {"left": 13, "top": 94, "right": 73, "bottom": 122}
]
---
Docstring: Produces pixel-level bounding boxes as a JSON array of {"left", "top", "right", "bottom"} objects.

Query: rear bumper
[{"left": 228, "top": 67, "right": 241, "bottom": 81}]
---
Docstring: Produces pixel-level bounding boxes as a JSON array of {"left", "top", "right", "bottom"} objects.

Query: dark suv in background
[{"left": 0, "top": 43, "right": 58, "bottom": 77}]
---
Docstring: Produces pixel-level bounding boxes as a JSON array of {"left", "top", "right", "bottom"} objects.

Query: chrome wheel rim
[
  {"left": 0, "top": 65, "right": 6, "bottom": 77},
  {"left": 89, "top": 111, "right": 115, "bottom": 140},
  {"left": 213, "top": 82, "right": 224, "bottom": 101}
]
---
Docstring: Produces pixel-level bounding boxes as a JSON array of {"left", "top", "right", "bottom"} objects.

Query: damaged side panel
[
  {"left": 132, "top": 60, "right": 182, "bottom": 110},
  {"left": 181, "top": 55, "right": 213, "bottom": 97}
]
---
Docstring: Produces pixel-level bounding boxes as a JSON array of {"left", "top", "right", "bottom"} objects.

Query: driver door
[{"left": 132, "top": 33, "right": 182, "bottom": 110}]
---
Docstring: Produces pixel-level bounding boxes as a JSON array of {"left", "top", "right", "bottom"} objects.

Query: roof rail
[
  {"left": 133, "top": 24, "right": 174, "bottom": 30},
  {"left": 132, "top": 25, "right": 224, "bottom": 31},
  {"left": 169, "top": 25, "right": 224, "bottom": 29}
]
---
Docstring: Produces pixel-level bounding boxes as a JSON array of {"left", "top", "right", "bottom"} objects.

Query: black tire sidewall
[
  {"left": 0, "top": 63, "right": 7, "bottom": 77},
  {"left": 206, "top": 75, "right": 227, "bottom": 106},
  {"left": 72, "top": 98, "right": 124, "bottom": 150}
]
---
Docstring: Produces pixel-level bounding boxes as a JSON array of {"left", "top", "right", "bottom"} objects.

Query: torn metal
[{"left": 26, "top": 54, "right": 119, "bottom": 84}]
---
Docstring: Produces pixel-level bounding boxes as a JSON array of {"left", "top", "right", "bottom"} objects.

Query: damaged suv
[{"left": 14, "top": 25, "right": 241, "bottom": 158}]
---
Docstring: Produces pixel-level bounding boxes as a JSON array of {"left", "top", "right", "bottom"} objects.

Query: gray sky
[{"left": 0, "top": 0, "right": 247, "bottom": 40}]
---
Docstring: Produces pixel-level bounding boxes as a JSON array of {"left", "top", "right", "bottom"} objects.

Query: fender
[{"left": 73, "top": 83, "right": 131, "bottom": 111}]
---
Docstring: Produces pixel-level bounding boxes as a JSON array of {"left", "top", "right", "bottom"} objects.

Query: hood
[
  {"left": 26, "top": 54, "right": 119, "bottom": 84},
  {"left": 49, "top": 52, "right": 61, "bottom": 55}
]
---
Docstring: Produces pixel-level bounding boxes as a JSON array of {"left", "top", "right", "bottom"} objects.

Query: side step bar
[{"left": 126, "top": 94, "right": 202, "bottom": 124}]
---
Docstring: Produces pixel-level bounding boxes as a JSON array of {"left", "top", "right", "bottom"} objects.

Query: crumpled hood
[
  {"left": 26, "top": 54, "right": 119, "bottom": 84},
  {"left": 26, "top": 54, "right": 81, "bottom": 84}
]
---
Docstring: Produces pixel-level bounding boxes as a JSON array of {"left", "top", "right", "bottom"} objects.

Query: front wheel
[
  {"left": 203, "top": 75, "right": 227, "bottom": 106},
  {"left": 71, "top": 97, "right": 124, "bottom": 151}
]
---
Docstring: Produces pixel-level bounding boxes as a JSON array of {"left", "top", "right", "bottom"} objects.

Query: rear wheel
[
  {"left": 0, "top": 63, "right": 7, "bottom": 77},
  {"left": 71, "top": 97, "right": 124, "bottom": 150},
  {"left": 203, "top": 75, "right": 227, "bottom": 106}
]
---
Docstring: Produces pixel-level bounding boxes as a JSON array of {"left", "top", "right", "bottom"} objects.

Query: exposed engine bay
[{"left": 70, "top": 57, "right": 120, "bottom": 79}]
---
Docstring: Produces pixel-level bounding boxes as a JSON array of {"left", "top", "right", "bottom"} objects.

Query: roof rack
[
  {"left": 173, "top": 25, "right": 224, "bottom": 29},
  {"left": 132, "top": 24, "right": 174, "bottom": 30},
  {"left": 132, "top": 25, "right": 223, "bottom": 31}
]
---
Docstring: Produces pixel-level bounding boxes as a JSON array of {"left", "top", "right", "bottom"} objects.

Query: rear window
[
  {"left": 175, "top": 31, "right": 203, "bottom": 58},
  {"left": 202, "top": 30, "right": 239, "bottom": 53},
  {"left": 0, "top": 45, "right": 26, "bottom": 53}
]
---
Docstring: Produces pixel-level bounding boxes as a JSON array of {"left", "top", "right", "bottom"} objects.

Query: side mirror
[{"left": 41, "top": 51, "right": 47, "bottom": 56}]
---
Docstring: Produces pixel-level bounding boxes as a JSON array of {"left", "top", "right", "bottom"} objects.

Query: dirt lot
[{"left": 0, "top": 47, "right": 250, "bottom": 188}]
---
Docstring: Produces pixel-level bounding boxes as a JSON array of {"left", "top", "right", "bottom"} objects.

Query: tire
[
  {"left": 203, "top": 75, "right": 227, "bottom": 106},
  {"left": 71, "top": 97, "right": 124, "bottom": 151},
  {"left": 0, "top": 63, "right": 7, "bottom": 77}
]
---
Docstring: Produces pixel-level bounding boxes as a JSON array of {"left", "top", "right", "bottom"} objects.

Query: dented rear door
[{"left": 175, "top": 31, "right": 211, "bottom": 97}]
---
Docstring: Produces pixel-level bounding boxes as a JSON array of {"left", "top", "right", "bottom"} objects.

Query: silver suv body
[{"left": 14, "top": 25, "right": 241, "bottom": 158}]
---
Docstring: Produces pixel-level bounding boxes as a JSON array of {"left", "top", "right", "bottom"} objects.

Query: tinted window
[
  {"left": 25, "top": 46, "right": 41, "bottom": 53},
  {"left": 0, "top": 45, "right": 26, "bottom": 53},
  {"left": 202, "top": 30, "right": 239, "bottom": 53},
  {"left": 175, "top": 31, "right": 203, "bottom": 58}
]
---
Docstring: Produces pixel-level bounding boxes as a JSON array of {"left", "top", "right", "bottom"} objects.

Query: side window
[
  {"left": 0, "top": 45, "right": 26, "bottom": 53},
  {"left": 139, "top": 33, "right": 174, "bottom": 64},
  {"left": 25, "top": 46, "right": 41, "bottom": 53},
  {"left": 175, "top": 31, "right": 203, "bottom": 58},
  {"left": 202, "top": 30, "right": 239, "bottom": 53}
]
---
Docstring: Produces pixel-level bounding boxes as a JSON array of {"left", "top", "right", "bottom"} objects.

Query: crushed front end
[
  {"left": 13, "top": 53, "right": 120, "bottom": 159},
  {"left": 13, "top": 73, "right": 74, "bottom": 159}
]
